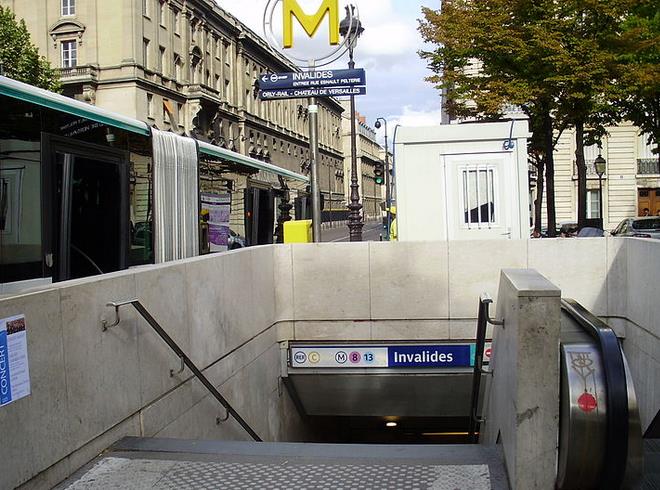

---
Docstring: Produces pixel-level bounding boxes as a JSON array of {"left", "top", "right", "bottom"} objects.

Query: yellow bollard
[{"left": 284, "top": 219, "right": 313, "bottom": 243}]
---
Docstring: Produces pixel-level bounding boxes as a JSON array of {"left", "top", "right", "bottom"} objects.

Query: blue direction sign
[
  {"left": 260, "top": 86, "right": 366, "bottom": 100},
  {"left": 259, "top": 69, "right": 366, "bottom": 90}
]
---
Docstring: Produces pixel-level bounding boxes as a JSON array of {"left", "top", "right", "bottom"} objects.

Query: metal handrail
[
  {"left": 103, "top": 299, "right": 262, "bottom": 442},
  {"left": 561, "top": 299, "right": 628, "bottom": 490},
  {"left": 468, "top": 293, "right": 503, "bottom": 443}
]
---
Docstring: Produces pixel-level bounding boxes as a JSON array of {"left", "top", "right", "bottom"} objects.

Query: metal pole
[
  {"left": 598, "top": 175, "right": 604, "bottom": 229},
  {"left": 384, "top": 122, "right": 391, "bottom": 240},
  {"left": 328, "top": 163, "right": 333, "bottom": 229},
  {"left": 308, "top": 97, "right": 322, "bottom": 242},
  {"left": 347, "top": 47, "right": 363, "bottom": 241}
]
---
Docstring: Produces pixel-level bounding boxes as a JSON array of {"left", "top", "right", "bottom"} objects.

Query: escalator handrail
[
  {"left": 561, "top": 299, "right": 629, "bottom": 490},
  {"left": 468, "top": 293, "right": 501, "bottom": 443},
  {"left": 468, "top": 297, "right": 488, "bottom": 443}
]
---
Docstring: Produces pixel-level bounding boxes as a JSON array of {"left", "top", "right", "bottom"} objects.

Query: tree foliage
[
  {"left": 614, "top": 1, "right": 660, "bottom": 156},
  {"left": 419, "top": 0, "right": 656, "bottom": 232},
  {"left": 0, "top": 6, "right": 60, "bottom": 92}
]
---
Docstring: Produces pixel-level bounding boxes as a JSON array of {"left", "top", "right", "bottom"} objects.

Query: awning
[
  {"left": 0, "top": 76, "right": 309, "bottom": 183},
  {"left": 0, "top": 75, "right": 150, "bottom": 136},
  {"left": 198, "top": 141, "right": 308, "bottom": 182}
]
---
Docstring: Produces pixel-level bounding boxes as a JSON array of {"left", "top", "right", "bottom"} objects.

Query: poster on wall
[
  {"left": 0, "top": 314, "right": 31, "bottom": 407},
  {"left": 201, "top": 193, "right": 231, "bottom": 252}
]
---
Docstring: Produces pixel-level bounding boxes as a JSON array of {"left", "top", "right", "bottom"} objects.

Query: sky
[{"left": 214, "top": 0, "right": 442, "bottom": 144}]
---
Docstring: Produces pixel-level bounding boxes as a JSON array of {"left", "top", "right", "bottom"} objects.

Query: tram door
[
  {"left": 244, "top": 187, "right": 275, "bottom": 246},
  {"left": 42, "top": 135, "right": 129, "bottom": 282}
]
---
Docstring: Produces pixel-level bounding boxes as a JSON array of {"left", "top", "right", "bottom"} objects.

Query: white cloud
[
  {"left": 375, "top": 105, "right": 443, "bottom": 143},
  {"left": 215, "top": 0, "right": 440, "bottom": 130}
]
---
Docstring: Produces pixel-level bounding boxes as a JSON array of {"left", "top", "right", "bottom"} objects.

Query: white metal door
[{"left": 444, "top": 154, "right": 512, "bottom": 240}]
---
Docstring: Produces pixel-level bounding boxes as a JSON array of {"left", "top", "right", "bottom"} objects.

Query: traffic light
[{"left": 374, "top": 161, "right": 384, "bottom": 185}]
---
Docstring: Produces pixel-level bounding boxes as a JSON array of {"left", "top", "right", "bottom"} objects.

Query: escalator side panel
[
  {"left": 558, "top": 300, "right": 643, "bottom": 490},
  {"left": 557, "top": 342, "right": 607, "bottom": 490},
  {"left": 621, "top": 354, "right": 643, "bottom": 489}
]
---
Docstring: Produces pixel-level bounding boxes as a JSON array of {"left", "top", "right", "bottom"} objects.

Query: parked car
[
  {"left": 611, "top": 217, "right": 660, "bottom": 239},
  {"left": 576, "top": 227, "right": 604, "bottom": 237},
  {"left": 228, "top": 229, "right": 246, "bottom": 249}
]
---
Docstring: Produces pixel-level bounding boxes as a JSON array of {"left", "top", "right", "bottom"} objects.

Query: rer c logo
[{"left": 282, "top": 0, "right": 339, "bottom": 49}]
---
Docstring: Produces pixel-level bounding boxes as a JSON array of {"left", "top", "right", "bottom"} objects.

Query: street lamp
[
  {"left": 374, "top": 118, "right": 391, "bottom": 239},
  {"left": 594, "top": 153, "right": 606, "bottom": 229},
  {"left": 339, "top": 5, "right": 365, "bottom": 242}
]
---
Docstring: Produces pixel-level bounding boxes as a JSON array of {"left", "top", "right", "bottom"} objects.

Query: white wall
[{"left": 394, "top": 121, "right": 531, "bottom": 242}]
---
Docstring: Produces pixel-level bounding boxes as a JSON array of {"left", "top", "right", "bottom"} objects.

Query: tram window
[{"left": 0, "top": 139, "right": 43, "bottom": 282}]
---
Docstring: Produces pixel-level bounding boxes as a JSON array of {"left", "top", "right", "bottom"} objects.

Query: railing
[
  {"left": 637, "top": 158, "right": 660, "bottom": 175},
  {"left": 560, "top": 299, "right": 629, "bottom": 490},
  {"left": 573, "top": 161, "right": 605, "bottom": 178},
  {"left": 102, "top": 299, "right": 262, "bottom": 442},
  {"left": 58, "top": 65, "right": 98, "bottom": 80},
  {"left": 468, "top": 293, "right": 503, "bottom": 443}
]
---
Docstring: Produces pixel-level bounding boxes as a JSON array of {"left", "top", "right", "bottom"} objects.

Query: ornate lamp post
[
  {"left": 594, "top": 153, "right": 606, "bottom": 229},
  {"left": 339, "top": 5, "right": 364, "bottom": 241},
  {"left": 374, "top": 118, "right": 391, "bottom": 239}
]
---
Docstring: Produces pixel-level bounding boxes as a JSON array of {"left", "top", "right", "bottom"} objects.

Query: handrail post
[{"left": 468, "top": 293, "right": 503, "bottom": 443}]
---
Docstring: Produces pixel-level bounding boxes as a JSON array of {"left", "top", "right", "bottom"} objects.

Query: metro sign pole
[{"left": 262, "top": 0, "right": 365, "bottom": 242}]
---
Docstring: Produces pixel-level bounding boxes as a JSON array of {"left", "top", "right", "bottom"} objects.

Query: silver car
[{"left": 611, "top": 217, "right": 660, "bottom": 239}]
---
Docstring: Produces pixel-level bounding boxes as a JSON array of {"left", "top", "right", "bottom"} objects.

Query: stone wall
[
  {"left": 0, "top": 247, "right": 307, "bottom": 490},
  {"left": 1, "top": 236, "right": 658, "bottom": 489}
]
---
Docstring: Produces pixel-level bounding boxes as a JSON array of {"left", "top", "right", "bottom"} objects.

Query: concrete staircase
[{"left": 55, "top": 437, "right": 509, "bottom": 490}]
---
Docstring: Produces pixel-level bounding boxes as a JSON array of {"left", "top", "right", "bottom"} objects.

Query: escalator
[{"left": 556, "top": 299, "right": 643, "bottom": 490}]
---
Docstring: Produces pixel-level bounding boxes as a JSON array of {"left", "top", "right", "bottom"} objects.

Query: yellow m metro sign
[{"left": 282, "top": 0, "right": 340, "bottom": 49}]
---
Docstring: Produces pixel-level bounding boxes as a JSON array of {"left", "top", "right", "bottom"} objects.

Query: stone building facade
[
  {"left": 2, "top": 0, "right": 347, "bottom": 210},
  {"left": 340, "top": 103, "right": 384, "bottom": 221},
  {"left": 538, "top": 125, "right": 659, "bottom": 231}
]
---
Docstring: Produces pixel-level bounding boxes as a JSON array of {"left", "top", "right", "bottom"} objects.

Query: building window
[
  {"left": 61, "top": 40, "right": 77, "bottom": 68},
  {"left": 143, "top": 0, "right": 150, "bottom": 17},
  {"left": 159, "top": 46, "right": 166, "bottom": 74},
  {"left": 173, "top": 9, "right": 180, "bottom": 34},
  {"left": 159, "top": 1, "right": 166, "bottom": 26},
  {"left": 177, "top": 103, "right": 184, "bottom": 127},
  {"left": 143, "top": 39, "right": 150, "bottom": 68},
  {"left": 638, "top": 133, "right": 655, "bottom": 159},
  {"left": 173, "top": 55, "right": 181, "bottom": 81},
  {"left": 163, "top": 99, "right": 171, "bottom": 124},
  {"left": 147, "top": 93, "right": 154, "bottom": 118},
  {"left": 461, "top": 166, "right": 496, "bottom": 226},
  {"left": 61, "top": 0, "right": 75, "bottom": 16},
  {"left": 587, "top": 189, "right": 601, "bottom": 219}
]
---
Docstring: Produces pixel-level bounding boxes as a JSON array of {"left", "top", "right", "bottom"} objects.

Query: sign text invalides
[
  {"left": 260, "top": 69, "right": 366, "bottom": 90},
  {"left": 388, "top": 345, "right": 473, "bottom": 368}
]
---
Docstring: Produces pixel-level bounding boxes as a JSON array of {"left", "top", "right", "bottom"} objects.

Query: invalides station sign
[{"left": 260, "top": 0, "right": 366, "bottom": 99}]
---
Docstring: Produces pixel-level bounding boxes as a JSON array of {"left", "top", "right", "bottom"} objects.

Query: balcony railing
[
  {"left": 573, "top": 161, "right": 605, "bottom": 179},
  {"left": 58, "top": 65, "right": 98, "bottom": 82},
  {"left": 185, "top": 83, "right": 221, "bottom": 103},
  {"left": 637, "top": 158, "right": 660, "bottom": 175}
]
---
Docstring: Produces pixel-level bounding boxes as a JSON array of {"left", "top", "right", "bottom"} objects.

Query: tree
[
  {"left": 418, "top": 0, "right": 638, "bottom": 233},
  {"left": 0, "top": 6, "right": 60, "bottom": 92},
  {"left": 614, "top": 1, "right": 660, "bottom": 160},
  {"left": 548, "top": 0, "right": 626, "bottom": 228},
  {"left": 419, "top": 0, "right": 569, "bottom": 236}
]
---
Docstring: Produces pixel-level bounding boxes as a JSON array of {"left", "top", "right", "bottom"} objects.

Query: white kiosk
[{"left": 394, "top": 120, "right": 531, "bottom": 241}]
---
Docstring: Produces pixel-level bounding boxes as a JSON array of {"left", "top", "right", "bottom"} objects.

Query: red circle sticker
[
  {"left": 578, "top": 392, "right": 598, "bottom": 413},
  {"left": 484, "top": 348, "right": 492, "bottom": 359}
]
